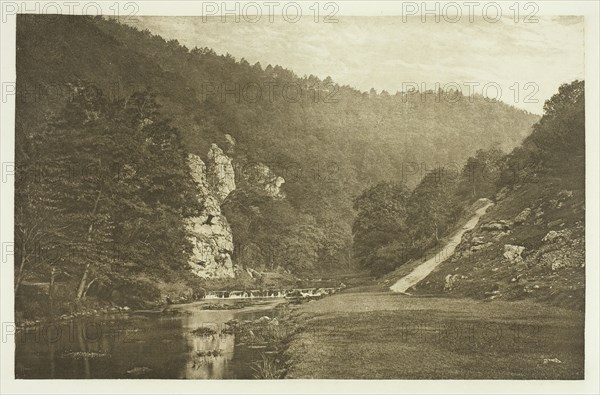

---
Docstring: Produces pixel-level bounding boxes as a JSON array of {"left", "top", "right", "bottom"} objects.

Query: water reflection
[
  {"left": 182, "top": 310, "right": 235, "bottom": 379},
  {"left": 186, "top": 331, "right": 234, "bottom": 379},
  {"left": 15, "top": 300, "right": 282, "bottom": 379}
]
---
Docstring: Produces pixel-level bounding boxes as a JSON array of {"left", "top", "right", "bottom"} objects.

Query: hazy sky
[{"left": 130, "top": 16, "right": 584, "bottom": 114}]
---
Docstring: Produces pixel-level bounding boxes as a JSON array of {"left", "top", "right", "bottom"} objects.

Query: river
[{"left": 15, "top": 300, "right": 285, "bottom": 379}]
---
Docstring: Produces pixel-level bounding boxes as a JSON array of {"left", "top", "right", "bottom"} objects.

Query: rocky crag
[{"left": 186, "top": 136, "right": 285, "bottom": 279}]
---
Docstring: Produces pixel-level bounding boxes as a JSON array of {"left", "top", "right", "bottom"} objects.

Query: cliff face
[
  {"left": 186, "top": 137, "right": 286, "bottom": 279},
  {"left": 186, "top": 151, "right": 236, "bottom": 279},
  {"left": 207, "top": 144, "right": 236, "bottom": 202}
]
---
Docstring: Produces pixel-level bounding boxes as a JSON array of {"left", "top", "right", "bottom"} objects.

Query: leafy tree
[
  {"left": 528, "top": 80, "right": 585, "bottom": 168},
  {"left": 457, "top": 148, "right": 505, "bottom": 201},
  {"left": 15, "top": 87, "right": 201, "bottom": 308},
  {"left": 352, "top": 182, "right": 411, "bottom": 274},
  {"left": 407, "top": 169, "right": 462, "bottom": 246},
  {"left": 499, "top": 80, "right": 585, "bottom": 188}
]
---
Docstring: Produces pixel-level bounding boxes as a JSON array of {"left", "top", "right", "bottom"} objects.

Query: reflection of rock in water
[
  {"left": 183, "top": 311, "right": 236, "bottom": 379},
  {"left": 186, "top": 333, "right": 235, "bottom": 379},
  {"left": 16, "top": 301, "right": 283, "bottom": 379}
]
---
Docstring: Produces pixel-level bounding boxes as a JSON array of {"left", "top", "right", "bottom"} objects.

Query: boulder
[
  {"left": 470, "top": 241, "right": 493, "bottom": 252},
  {"left": 269, "top": 318, "right": 280, "bottom": 326},
  {"left": 256, "top": 316, "right": 271, "bottom": 324},
  {"left": 539, "top": 235, "right": 583, "bottom": 271},
  {"left": 246, "top": 267, "right": 262, "bottom": 279},
  {"left": 535, "top": 207, "right": 544, "bottom": 220},
  {"left": 543, "top": 229, "right": 571, "bottom": 243},
  {"left": 492, "top": 230, "right": 511, "bottom": 240},
  {"left": 471, "top": 236, "right": 486, "bottom": 245},
  {"left": 551, "top": 260, "right": 565, "bottom": 271},
  {"left": 481, "top": 220, "right": 512, "bottom": 231},
  {"left": 503, "top": 244, "right": 525, "bottom": 263},
  {"left": 543, "top": 230, "right": 559, "bottom": 242},
  {"left": 514, "top": 208, "right": 532, "bottom": 225},
  {"left": 547, "top": 219, "right": 564, "bottom": 228},
  {"left": 558, "top": 190, "right": 573, "bottom": 200},
  {"left": 444, "top": 274, "right": 460, "bottom": 291},
  {"left": 495, "top": 187, "right": 510, "bottom": 201}
]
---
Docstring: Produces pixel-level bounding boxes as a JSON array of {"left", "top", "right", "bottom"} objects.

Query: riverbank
[
  {"left": 15, "top": 278, "right": 348, "bottom": 328},
  {"left": 282, "top": 292, "right": 584, "bottom": 379},
  {"left": 14, "top": 296, "right": 265, "bottom": 329}
]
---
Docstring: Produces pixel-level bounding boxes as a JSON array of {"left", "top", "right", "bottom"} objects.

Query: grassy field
[{"left": 284, "top": 292, "right": 584, "bottom": 379}]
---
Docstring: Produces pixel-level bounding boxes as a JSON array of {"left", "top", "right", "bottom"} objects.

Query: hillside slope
[{"left": 413, "top": 81, "right": 585, "bottom": 310}]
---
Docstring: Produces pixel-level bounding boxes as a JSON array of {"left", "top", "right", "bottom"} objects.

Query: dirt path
[{"left": 390, "top": 198, "right": 494, "bottom": 293}]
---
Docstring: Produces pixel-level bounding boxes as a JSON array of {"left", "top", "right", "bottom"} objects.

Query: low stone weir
[{"left": 203, "top": 287, "right": 339, "bottom": 300}]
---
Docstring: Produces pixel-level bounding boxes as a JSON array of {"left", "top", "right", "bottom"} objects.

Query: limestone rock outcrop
[
  {"left": 514, "top": 208, "right": 532, "bottom": 225},
  {"left": 207, "top": 144, "right": 236, "bottom": 203},
  {"left": 481, "top": 220, "right": 512, "bottom": 231},
  {"left": 185, "top": 138, "right": 286, "bottom": 279},
  {"left": 241, "top": 162, "right": 286, "bottom": 199},
  {"left": 186, "top": 150, "right": 235, "bottom": 279},
  {"left": 503, "top": 244, "right": 525, "bottom": 264}
]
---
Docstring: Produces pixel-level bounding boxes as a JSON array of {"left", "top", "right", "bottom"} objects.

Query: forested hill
[
  {"left": 16, "top": 15, "right": 539, "bottom": 300},
  {"left": 17, "top": 16, "right": 539, "bottom": 166}
]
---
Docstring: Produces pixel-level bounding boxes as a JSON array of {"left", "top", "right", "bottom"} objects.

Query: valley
[{"left": 12, "top": 15, "right": 586, "bottom": 381}]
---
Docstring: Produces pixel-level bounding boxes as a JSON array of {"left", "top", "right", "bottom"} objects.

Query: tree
[
  {"left": 15, "top": 87, "right": 201, "bottom": 307},
  {"left": 408, "top": 169, "right": 462, "bottom": 245},
  {"left": 529, "top": 80, "right": 585, "bottom": 165},
  {"left": 352, "top": 182, "right": 411, "bottom": 274},
  {"left": 499, "top": 80, "right": 585, "bottom": 188},
  {"left": 457, "top": 148, "right": 504, "bottom": 201}
]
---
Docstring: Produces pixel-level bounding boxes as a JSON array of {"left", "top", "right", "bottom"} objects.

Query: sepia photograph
[{"left": 0, "top": 1, "right": 598, "bottom": 393}]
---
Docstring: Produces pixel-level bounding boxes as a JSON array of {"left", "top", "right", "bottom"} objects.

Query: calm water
[{"left": 15, "top": 300, "right": 283, "bottom": 379}]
